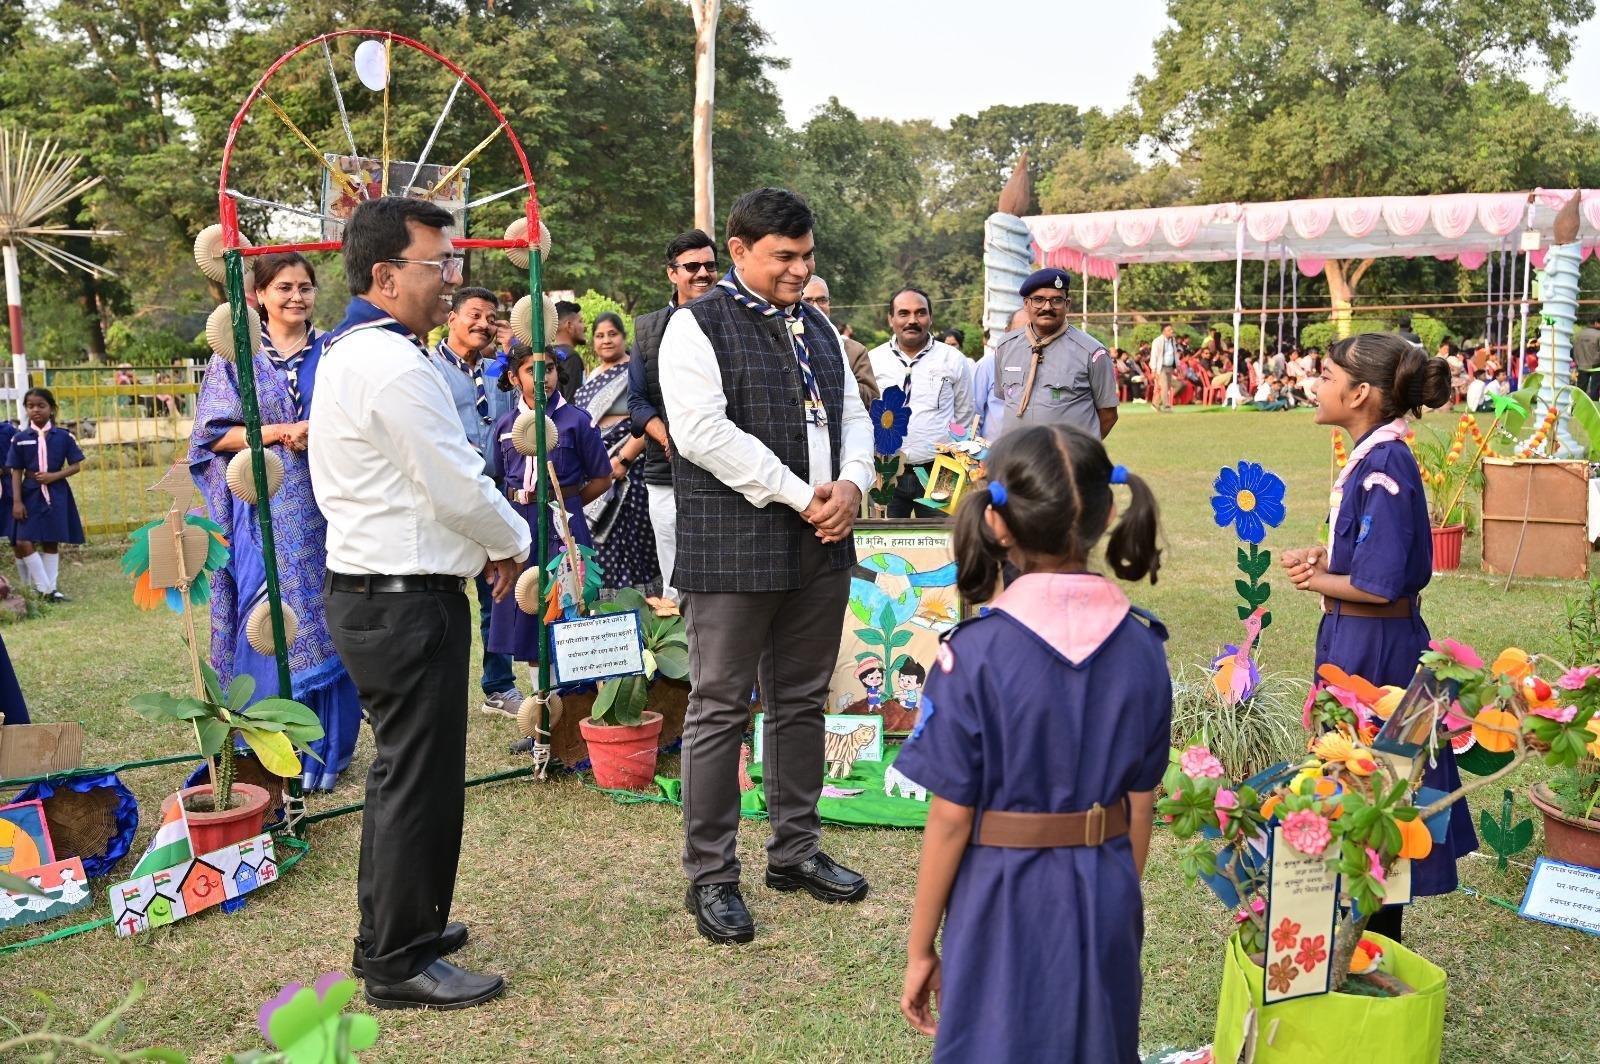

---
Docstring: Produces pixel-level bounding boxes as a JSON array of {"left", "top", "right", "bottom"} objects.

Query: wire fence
[{"left": 15, "top": 362, "right": 205, "bottom": 539}]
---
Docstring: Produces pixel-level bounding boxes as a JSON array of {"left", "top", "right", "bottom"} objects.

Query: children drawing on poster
[{"left": 829, "top": 536, "right": 960, "bottom": 734}]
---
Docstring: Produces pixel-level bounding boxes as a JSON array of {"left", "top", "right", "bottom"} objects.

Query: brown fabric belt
[
  {"left": 974, "top": 801, "right": 1130, "bottom": 848},
  {"left": 1322, "top": 595, "right": 1417, "bottom": 619}
]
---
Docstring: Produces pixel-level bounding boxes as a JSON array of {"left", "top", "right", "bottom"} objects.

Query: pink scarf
[
  {"left": 30, "top": 422, "right": 52, "bottom": 505},
  {"left": 990, "top": 572, "right": 1131, "bottom": 665}
]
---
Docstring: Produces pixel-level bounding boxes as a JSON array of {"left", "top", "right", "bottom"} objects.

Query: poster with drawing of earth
[{"left": 829, "top": 525, "right": 961, "bottom": 734}]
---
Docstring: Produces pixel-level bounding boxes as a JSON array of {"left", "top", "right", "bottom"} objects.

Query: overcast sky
[{"left": 744, "top": 0, "right": 1600, "bottom": 129}]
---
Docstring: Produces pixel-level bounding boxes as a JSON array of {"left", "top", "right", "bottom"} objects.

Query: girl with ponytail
[
  {"left": 897, "top": 424, "right": 1171, "bottom": 1062},
  {"left": 1282, "top": 331, "right": 1475, "bottom": 942}
]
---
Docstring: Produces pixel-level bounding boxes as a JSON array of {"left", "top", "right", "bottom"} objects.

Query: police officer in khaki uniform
[{"left": 991, "top": 268, "right": 1118, "bottom": 439}]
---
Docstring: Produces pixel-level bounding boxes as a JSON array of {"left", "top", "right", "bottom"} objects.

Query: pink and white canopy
[{"left": 1024, "top": 189, "right": 1600, "bottom": 281}]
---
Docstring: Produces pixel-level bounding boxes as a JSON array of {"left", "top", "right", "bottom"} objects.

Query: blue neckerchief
[
  {"left": 325, "top": 297, "right": 425, "bottom": 352},
  {"left": 716, "top": 269, "right": 825, "bottom": 424},
  {"left": 261, "top": 324, "right": 320, "bottom": 412},
  {"left": 435, "top": 338, "right": 492, "bottom": 424}
]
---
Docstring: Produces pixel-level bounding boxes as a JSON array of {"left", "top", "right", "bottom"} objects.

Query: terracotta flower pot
[
  {"left": 1429, "top": 523, "right": 1465, "bottom": 572},
  {"left": 580, "top": 711, "right": 664, "bottom": 792},
  {"left": 1529, "top": 783, "right": 1600, "bottom": 870},
  {"left": 177, "top": 782, "right": 271, "bottom": 856}
]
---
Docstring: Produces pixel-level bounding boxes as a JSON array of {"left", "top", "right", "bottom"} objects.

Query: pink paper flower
[
  {"left": 1558, "top": 665, "right": 1600, "bottom": 691},
  {"left": 1302, "top": 684, "right": 1318, "bottom": 729},
  {"left": 1215, "top": 788, "right": 1239, "bottom": 830},
  {"left": 1365, "top": 846, "right": 1387, "bottom": 885},
  {"left": 1428, "top": 638, "right": 1483, "bottom": 670},
  {"left": 1282, "top": 809, "right": 1332, "bottom": 857},
  {"left": 1180, "top": 744, "right": 1225, "bottom": 779},
  {"left": 1528, "top": 703, "right": 1578, "bottom": 723},
  {"left": 1234, "top": 896, "right": 1267, "bottom": 923}
]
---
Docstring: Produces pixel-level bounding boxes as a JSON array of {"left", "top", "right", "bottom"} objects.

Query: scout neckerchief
[
  {"left": 261, "top": 324, "right": 318, "bottom": 411},
  {"left": 325, "top": 297, "right": 426, "bottom": 356},
  {"left": 890, "top": 335, "right": 934, "bottom": 401},
  {"left": 28, "top": 420, "right": 53, "bottom": 504},
  {"left": 717, "top": 269, "right": 826, "bottom": 425},
  {"left": 1326, "top": 418, "right": 1409, "bottom": 564},
  {"left": 1015, "top": 322, "right": 1068, "bottom": 417},
  {"left": 435, "top": 338, "right": 491, "bottom": 424}
]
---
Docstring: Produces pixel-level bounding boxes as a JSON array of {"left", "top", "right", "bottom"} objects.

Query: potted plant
[
  {"left": 580, "top": 588, "right": 689, "bottom": 791},
  {"left": 1159, "top": 637, "right": 1596, "bottom": 1063},
  {"left": 1408, "top": 416, "right": 1482, "bottom": 570},
  {"left": 130, "top": 664, "right": 323, "bottom": 855}
]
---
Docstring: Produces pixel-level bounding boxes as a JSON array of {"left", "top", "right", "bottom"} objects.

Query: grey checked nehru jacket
[{"left": 670, "top": 287, "right": 855, "bottom": 593}]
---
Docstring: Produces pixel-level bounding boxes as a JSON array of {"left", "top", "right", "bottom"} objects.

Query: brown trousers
[{"left": 678, "top": 534, "right": 850, "bottom": 885}]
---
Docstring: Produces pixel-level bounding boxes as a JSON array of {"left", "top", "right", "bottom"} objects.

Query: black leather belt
[{"left": 326, "top": 572, "right": 466, "bottom": 594}]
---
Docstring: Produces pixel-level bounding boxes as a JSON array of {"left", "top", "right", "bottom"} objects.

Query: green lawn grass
[{"left": 2, "top": 405, "right": 1597, "bottom": 1062}]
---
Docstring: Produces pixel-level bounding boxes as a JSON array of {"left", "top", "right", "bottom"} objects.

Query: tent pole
[
  {"left": 1517, "top": 202, "right": 1535, "bottom": 384},
  {"left": 1258, "top": 244, "right": 1269, "bottom": 363},
  {"left": 1081, "top": 268, "right": 1088, "bottom": 329},
  {"left": 1112, "top": 268, "right": 1120, "bottom": 352},
  {"left": 1232, "top": 219, "right": 1244, "bottom": 385},
  {"left": 1276, "top": 245, "right": 1287, "bottom": 355},
  {"left": 1483, "top": 251, "right": 1493, "bottom": 349},
  {"left": 1291, "top": 254, "right": 1299, "bottom": 347}
]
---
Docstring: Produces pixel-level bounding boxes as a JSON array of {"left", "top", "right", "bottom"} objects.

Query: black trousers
[
  {"left": 1582, "top": 369, "right": 1600, "bottom": 402},
  {"left": 888, "top": 462, "right": 936, "bottom": 520},
  {"left": 326, "top": 583, "right": 471, "bottom": 984}
]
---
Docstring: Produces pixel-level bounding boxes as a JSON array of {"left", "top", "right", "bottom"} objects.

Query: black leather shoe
[
  {"left": 352, "top": 921, "right": 468, "bottom": 978},
  {"left": 363, "top": 958, "right": 505, "bottom": 1011},
  {"left": 685, "top": 883, "right": 756, "bottom": 944},
  {"left": 766, "top": 851, "right": 869, "bottom": 903}
]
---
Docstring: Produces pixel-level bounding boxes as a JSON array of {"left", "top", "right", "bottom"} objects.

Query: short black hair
[
  {"left": 886, "top": 285, "right": 932, "bottom": 316},
  {"left": 726, "top": 187, "right": 813, "bottom": 248},
  {"left": 554, "top": 300, "right": 582, "bottom": 321},
  {"left": 342, "top": 196, "right": 456, "bottom": 296},
  {"left": 1397, "top": 314, "right": 1413, "bottom": 329},
  {"left": 451, "top": 286, "right": 498, "bottom": 312},
  {"left": 898, "top": 660, "right": 926, "bottom": 681},
  {"left": 940, "top": 328, "right": 965, "bottom": 347},
  {"left": 665, "top": 229, "right": 715, "bottom": 263}
]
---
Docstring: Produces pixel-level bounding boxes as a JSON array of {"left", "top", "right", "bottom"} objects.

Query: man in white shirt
[
  {"left": 1149, "top": 323, "right": 1178, "bottom": 412},
  {"left": 660, "top": 187, "right": 874, "bottom": 944},
  {"left": 868, "top": 287, "right": 975, "bottom": 517},
  {"left": 310, "top": 197, "right": 529, "bottom": 1011}
]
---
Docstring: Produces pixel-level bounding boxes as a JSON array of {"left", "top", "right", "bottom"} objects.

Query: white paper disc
[{"left": 353, "top": 39, "right": 389, "bottom": 91}]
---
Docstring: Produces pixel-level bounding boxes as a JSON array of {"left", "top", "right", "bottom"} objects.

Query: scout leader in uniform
[{"left": 991, "top": 268, "right": 1119, "bottom": 440}]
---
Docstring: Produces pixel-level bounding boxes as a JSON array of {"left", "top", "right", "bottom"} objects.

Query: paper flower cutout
[
  {"left": 1215, "top": 787, "right": 1238, "bottom": 831},
  {"left": 1295, "top": 934, "right": 1328, "bottom": 970},
  {"left": 1179, "top": 744, "right": 1225, "bottom": 779},
  {"left": 1210, "top": 461, "right": 1286, "bottom": 544},
  {"left": 1271, "top": 917, "right": 1302, "bottom": 953},
  {"left": 1282, "top": 809, "right": 1332, "bottom": 856},
  {"left": 1490, "top": 647, "right": 1533, "bottom": 681},
  {"left": 870, "top": 385, "right": 911, "bottom": 457},
  {"left": 1559, "top": 665, "right": 1600, "bottom": 691},
  {"left": 1266, "top": 957, "right": 1299, "bottom": 994},
  {"left": 1427, "top": 637, "right": 1483, "bottom": 670}
]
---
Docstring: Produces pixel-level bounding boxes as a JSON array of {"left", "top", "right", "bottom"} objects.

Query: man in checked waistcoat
[{"left": 659, "top": 187, "right": 875, "bottom": 944}]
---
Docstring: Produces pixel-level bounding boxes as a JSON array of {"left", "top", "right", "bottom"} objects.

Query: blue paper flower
[
  {"left": 870, "top": 385, "right": 911, "bottom": 457},
  {"left": 1210, "top": 461, "right": 1286, "bottom": 544}
]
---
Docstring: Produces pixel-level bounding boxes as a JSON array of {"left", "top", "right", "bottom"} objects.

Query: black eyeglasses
[{"left": 669, "top": 260, "right": 718, "bottom": 274}]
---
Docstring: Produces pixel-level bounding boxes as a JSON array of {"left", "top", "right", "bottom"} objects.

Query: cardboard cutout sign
[
  {"left": 0, "top": 856, "right": 91, "bottom": 930},
  {"left": 111, "top": 833, "right": 278, "bottom": 937},
  {"left": 1261, "top": 825, "right": 1340, "bottom": 1004}
]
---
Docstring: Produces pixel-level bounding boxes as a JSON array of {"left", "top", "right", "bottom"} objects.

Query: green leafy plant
[
  {"left": 1562, "top": 575, "right": 1600, "bottom": 665},
  {"left": 1410, "top": 420, "right": 1483, "bottom": 529},
  {"left": 130, "top": 663, "right": 324, "bottom": 812},
  {"left": 589, "top": 588, "right": 689, "bottom": 727},
  {"left": 0, "top": 982, "right": 184, "bottom": 1062},
  {"left": 1170, "top": 664, "right": 1308, "bottom": 781}
]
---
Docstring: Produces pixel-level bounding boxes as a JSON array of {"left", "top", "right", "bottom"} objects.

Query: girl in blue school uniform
[
  {"left": 1283, "top": 332, "right": 1475, "bottom": 943},
  {"left": 486, "top": 343, "right": 613, "bottom": 668},
  {"left": 8, "top": 388, "right": 84, "bottom": 603},
  {"left": 896, "top": 424, "right": 1172, "bottom": 1064},
  {"left": 0, "top": 415, "right": 17, "bottom": 546}
]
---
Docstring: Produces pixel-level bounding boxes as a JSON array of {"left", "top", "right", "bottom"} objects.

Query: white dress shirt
[
  {"left": 309, "top": 322, "right": 530, "bottom": 577},
  {"left": 659, "top": 288, "right": 874, "bottom": 513},
  {"left": 868, "top": 338, "right": 975, "bottom": 464}
]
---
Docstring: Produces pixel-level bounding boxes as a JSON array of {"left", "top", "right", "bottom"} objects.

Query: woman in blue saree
[{"left": 188, "top": 252, "right": 360, "bottom": 792}]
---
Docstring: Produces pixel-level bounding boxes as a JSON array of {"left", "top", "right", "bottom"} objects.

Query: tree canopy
[{"left": 3, "top": 0, "right": 1599, "bottom": 362}]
